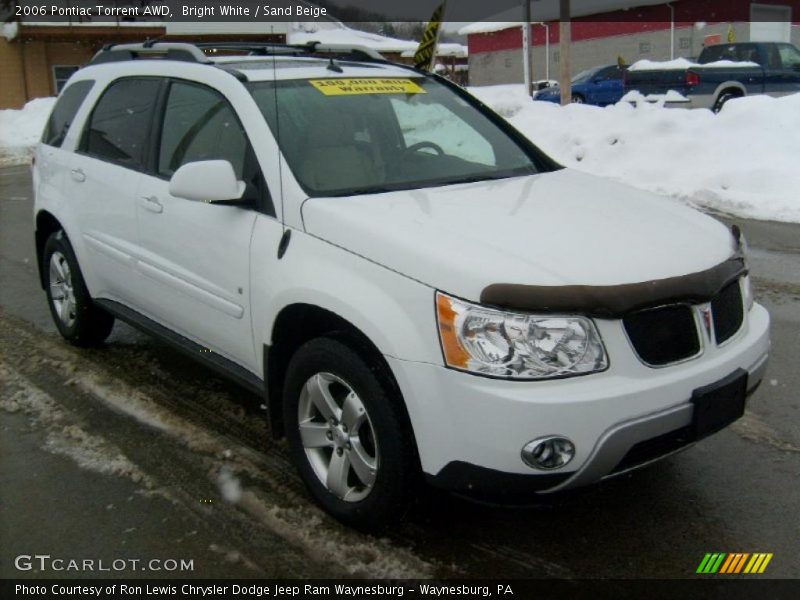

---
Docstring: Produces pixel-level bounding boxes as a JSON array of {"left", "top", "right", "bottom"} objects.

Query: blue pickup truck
[{"left": 624, "top": 42, "right": 800, "bottom": 112}]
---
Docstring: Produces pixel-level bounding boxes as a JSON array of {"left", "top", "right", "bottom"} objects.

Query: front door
[{"left": 134, "top": 80, "right": 260, "bottom": 370}]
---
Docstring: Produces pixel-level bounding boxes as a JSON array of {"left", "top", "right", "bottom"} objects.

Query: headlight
[{"left": 436, "top": 292, "right": 608, "bottom": 380}]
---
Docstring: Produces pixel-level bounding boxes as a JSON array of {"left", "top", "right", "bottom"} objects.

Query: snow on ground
[
  {"left": 470, "top": 85, "right": 800, "bottom": 223},
  {"left": 0, "top": 97, "right": 55, "bottom": 166}
]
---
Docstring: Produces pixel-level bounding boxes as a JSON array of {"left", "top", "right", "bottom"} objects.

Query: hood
[{"left": 301, "top": 169, "right": 736, "bottom": 305}]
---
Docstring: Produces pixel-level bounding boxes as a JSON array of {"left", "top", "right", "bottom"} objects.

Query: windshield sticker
[{"left": 309, "top": 78, "right": 426, "bottom": 96}]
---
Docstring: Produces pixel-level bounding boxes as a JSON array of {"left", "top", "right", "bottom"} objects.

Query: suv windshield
[{"left": 248, "top": 76, "right": 540, "bottom": 196}]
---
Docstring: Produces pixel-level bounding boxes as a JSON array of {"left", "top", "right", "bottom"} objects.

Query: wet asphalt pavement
[{"left": 1, "top": 164, "right": 799, "bottom": 580}]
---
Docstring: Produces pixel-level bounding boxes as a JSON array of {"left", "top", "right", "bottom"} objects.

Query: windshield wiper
[
  {"left": 327, "top": 185, "right": 400, "bottom": 197},
  {"left": 442, "top": 173, "right": 511, "bottom": 186}
]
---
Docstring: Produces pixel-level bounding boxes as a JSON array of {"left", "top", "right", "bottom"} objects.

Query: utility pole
[
  {"left": 522, "top": 0, "right": 532, "bottom": 96},
  {"left": 559, "top": 0, "right": 572, "bottom": 105},
  {"left": 536, "top": 22, "right": 551, "bottom": 81}
]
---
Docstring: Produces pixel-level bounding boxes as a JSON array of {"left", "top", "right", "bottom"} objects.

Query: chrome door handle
[
  {"left": 139, "top": 195, "right": 163, "bottom": 214},
  {"left": 70, "top": 168, "right": 86, "bottom": 183}
]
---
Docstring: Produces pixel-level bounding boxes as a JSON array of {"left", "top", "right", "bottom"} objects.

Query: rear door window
[
  {"left": 81, "top": 78, "right": 161, "bottom": 169},
  {"left": 41, "top": 80, "right": 94, "bottom": 148}
]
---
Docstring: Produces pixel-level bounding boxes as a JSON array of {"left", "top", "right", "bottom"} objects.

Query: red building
[{"left": 464, "top": 0, "right": 800, "bottom": 86}]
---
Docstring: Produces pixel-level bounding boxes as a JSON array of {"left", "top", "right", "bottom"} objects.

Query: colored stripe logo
[{"left": 696, "top": 553, "right": 773, "bottom": 574}]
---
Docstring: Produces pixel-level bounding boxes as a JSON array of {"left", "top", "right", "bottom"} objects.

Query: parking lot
[{"left": 1, "top": 163, "right": 799, "bottom": 579}]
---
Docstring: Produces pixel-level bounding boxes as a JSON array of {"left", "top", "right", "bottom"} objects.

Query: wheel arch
[
  {"left": 264, "top": 303, "right": 415, "bottom": 454},
  {"left": 35, "top": 210, "right": 65, "bottom": 289},
  {"left": 712, "top": 82, "right": 746, "bottom": 106}
]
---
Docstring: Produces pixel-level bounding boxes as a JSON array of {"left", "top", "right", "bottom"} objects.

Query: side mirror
[{"left": 168, "top": 160, "right": 246, "bottom": 205}]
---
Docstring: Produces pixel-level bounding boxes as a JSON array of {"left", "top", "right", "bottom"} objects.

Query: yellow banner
[
  {"left": 309, "top": 78, "right": 426, "bottom": 96},
  {"left": 414, "top": 1, "right": 446, "bottom": 71}
]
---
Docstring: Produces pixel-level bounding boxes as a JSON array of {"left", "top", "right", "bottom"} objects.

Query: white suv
[{"left": 33, "top": 42, "right": 770, "bottom": 528}]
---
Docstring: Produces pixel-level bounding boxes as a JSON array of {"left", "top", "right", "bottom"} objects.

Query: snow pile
[
  {"left": 458, "top": 22, "right": 518, "bottom": 35},
  {"left": 620, "top": 89, "right": 690, "bottom": 104},
  {"left": 2, "top": 21, "right": 19, "bottom": 41},
  {"left": 0, "top": 97, "right": 55, "bottom": 166},
  {"left": 628, "top": 57, "right": 699, "bottom": 71},
  {"left": 288, "top": 22, "right": 417, "bottom": 53},
  {"left": 700, "top": 60, "right": 760, "bottom": 69},
  {"left": 470, "top": 85, "right": 800, "bottom": 222},
  {"left": 629, "top": 58, "right": 759, "bottom": 71}
]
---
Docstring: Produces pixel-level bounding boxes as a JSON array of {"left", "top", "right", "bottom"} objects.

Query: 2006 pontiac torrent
[{"left": 33, "top": 42, "right": 770, "bottom": 528}]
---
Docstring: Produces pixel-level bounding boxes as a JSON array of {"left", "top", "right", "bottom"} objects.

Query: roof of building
[{"left": 287, "top": 22, "right": 464, "bottom": 55}]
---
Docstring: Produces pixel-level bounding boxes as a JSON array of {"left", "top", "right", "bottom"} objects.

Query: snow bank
[
  {"left": 629, "top": 58, "right": 760, "bottom": 71},
  {"left": 620, "top": 89, "right": 690, "bottom": 104},
  {"left": 470, "top": 85, "right": 800, "bottom": 223},
  {"left": 0, "top": 97, "right": 55, "bottom": 166}
]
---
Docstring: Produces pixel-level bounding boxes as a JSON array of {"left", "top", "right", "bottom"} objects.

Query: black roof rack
[{"left": 89, "top": 41, "right": 389, "bottom": 66}]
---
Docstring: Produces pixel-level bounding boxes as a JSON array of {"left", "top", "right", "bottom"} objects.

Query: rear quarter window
[{"left": 41, "top": 80, "right": 95, "bottom": 148}]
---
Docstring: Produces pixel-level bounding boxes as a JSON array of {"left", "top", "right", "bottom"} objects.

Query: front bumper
[{"left": 387, "top": 303, "right": 770, "bottom": 495}]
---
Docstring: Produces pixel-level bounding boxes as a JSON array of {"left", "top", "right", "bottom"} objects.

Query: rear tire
[
  {"left": 713, "top": 91, "right": 739, "bottom": 113},
  {"left": 283, "top": 337, "right": 417, "bottom": 530},
  {"left": 43, "top": 231, "right": 114, "bottom": 346},
  {"left": 571, "top": 94, "right": 585, "bottom": 104}
]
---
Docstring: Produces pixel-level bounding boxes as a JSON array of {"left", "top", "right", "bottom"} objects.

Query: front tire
[
  {"left": 283, "top": 337, "right": 417, "bottom": 530},
  {"left": 571, "top": 94, "right": 585, "bottom": 104},
  {"left": 43, "top": 231, "right": 114, "bottom": 346}
]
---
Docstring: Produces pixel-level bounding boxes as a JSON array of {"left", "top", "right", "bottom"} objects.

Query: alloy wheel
[
  {"left": 297, "top": 372, "right": 379, "bottom": 502},
  {"left": 49, "top": 251, "right": 77, "bottom": 328}
]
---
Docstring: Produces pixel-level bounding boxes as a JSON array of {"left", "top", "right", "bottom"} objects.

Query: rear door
[
  {"left": 63, "top": 77, "right": 162, "bottom": 303},
  {"left": 35, "top": 79, "right": 95, "bottom": 199},
  {"left": 133, "top": 79, "right": 261, "bottom": 370}
]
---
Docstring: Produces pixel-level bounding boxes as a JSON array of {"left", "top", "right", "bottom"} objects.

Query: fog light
[{"left": 521, "top": 436, "right": 575, "bottom": 470}]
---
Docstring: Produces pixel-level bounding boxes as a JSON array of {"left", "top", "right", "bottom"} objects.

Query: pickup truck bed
[{"left": 625, "top": 42, "right": 800, "bottom": 111}]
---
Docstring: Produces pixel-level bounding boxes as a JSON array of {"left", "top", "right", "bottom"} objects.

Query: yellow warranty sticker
[{"left": 309, "top": 78, "right": 426, "bottom": 96}]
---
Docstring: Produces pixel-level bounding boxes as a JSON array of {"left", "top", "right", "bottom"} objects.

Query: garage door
[{"left": 750, "top": 3, "right": 792, "bottom": 42}]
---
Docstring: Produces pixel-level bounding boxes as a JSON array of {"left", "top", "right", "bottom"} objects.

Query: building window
[
  {"left": 639, "top": 42, "right": 651, "bottom": 54},
  {"left": 553, "top": 50, "right": 560, "bottom": 64},
  {"left": 504, "top": 57, "right": 512, "bottom": 68},
  {"left": 679, "top": 37, "right": 691, "bottom": 49},
  {"left": 52, "top": 66, "right": 80, "bottom": 93}
]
